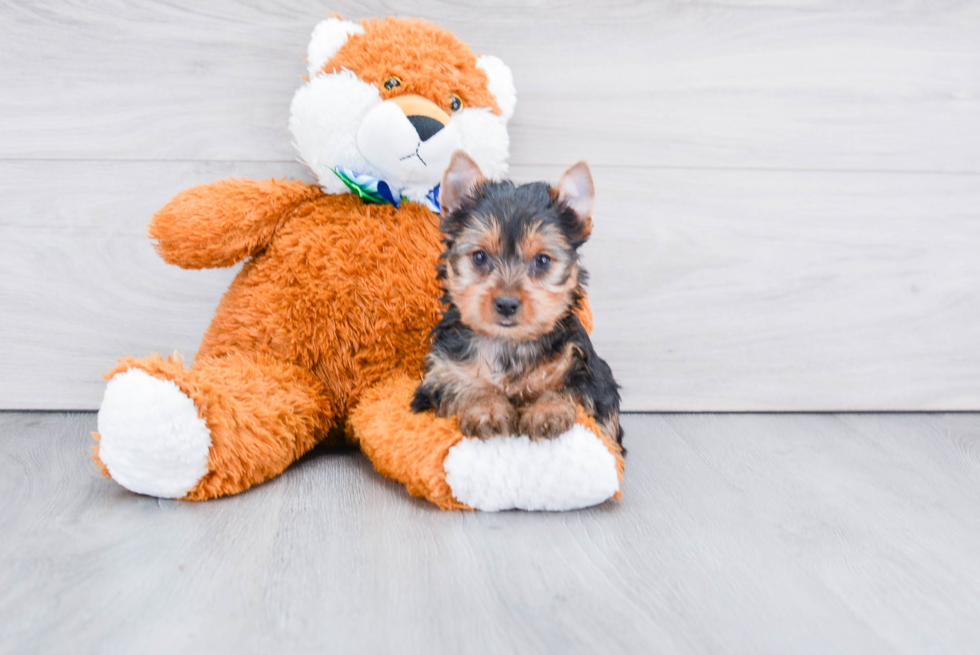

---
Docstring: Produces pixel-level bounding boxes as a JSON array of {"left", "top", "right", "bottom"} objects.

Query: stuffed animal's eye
[
  {"left": 471, "top": 250, "right": 489, "bottom": 268},
  {"left": 532, "top": 253, "right": 552, "bottom": 272},
  {"left": 449, "top": 94, "right": 463, "bottom": 112},
  {"left": 384, "top": 76, "right": 401, "bottom": 91}
]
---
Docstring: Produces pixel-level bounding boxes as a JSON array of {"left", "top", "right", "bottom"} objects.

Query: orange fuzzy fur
[
  {"left": 348, "top": 374, "right": 625, "bottom": 509},
  {"left": 92, "top": 17, "right": 615, "bottom": 507},
  {"left": 349, "top": 375, "right": 472, "bottom": 510},
  {"left": 93, "top": 183, "right": 602, "bottom": 503},
  {"left": 322, "top": 17, "right": 500, "bottom": 116}
]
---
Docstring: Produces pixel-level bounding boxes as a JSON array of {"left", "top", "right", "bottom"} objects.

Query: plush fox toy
[{"left": 93, "top": 16, "right": 624, "bottom": 511}]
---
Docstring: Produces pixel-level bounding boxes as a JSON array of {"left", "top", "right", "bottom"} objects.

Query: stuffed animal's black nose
[
  {"left": 407, "top": 115, "right": 445, "bottom": 142},
  {"left": 494, "top": 296, "right": 521, "bottom": 317}
]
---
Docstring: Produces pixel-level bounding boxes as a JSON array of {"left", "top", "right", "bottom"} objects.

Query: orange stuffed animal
[{"left": 93, "top": 16, "right": 624, "bottom": 511}]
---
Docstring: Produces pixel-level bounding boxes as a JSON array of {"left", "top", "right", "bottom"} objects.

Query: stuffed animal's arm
[{"left": 149, "top": 178, "right": 321, "bottom": 269}]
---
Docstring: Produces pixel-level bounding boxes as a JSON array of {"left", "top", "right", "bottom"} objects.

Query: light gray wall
[{"left": 1, "top": 1, "right": 978, "bottom": 410}]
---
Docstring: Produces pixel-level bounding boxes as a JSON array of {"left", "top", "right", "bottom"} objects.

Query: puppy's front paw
[
  {"left": 457, "top": 395, "right": 518, "bottom": 439},
  {"left": 519, "top": 394, "right": 577, "bottom": 440}
]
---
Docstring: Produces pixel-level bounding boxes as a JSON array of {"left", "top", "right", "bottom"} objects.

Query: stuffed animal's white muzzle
[{"left": 357, "top": 95, "right": 461, "bottom": 196}]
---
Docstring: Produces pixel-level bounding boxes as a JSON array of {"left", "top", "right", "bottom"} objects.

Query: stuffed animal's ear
[
  {"left": 555, "top": 161, "right": 595, "bottom": 238},
  {"left": 441, "top": 151, "right": 486, "bottom": 215},
  {"left": 476, "top": 55, "right": 516, "bottom": 122},
  {"left": 306, "top": 17, "right": 365, "bottom": 78}
]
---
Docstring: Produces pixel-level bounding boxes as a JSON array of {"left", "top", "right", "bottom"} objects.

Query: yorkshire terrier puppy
[{"left": 412, "top": 151, "right": 622, "bottom": 444}]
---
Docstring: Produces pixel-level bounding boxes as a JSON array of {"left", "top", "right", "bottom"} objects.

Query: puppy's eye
[
  {"left": 470, "top": 250, "right": 489, "bottom": 268},
  {"left": 449, "top": 94, "right": 463, "bottom": 112},
  {"left": 384, "top": 76, "right": 401, "bottom": 91},
  {"left": 532, "top": 253, "right": 552, "bottom": 271}
]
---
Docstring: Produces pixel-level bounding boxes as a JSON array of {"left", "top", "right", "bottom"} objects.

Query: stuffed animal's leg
[
  {"left": 93, "top": 352, "right": 333, "bottom": 500},
  {"left": 349, "top": 374, "right": 625, "bottom": 511},
  {"left": 348, "top": 375, "right": 472, "bottom": 509}
]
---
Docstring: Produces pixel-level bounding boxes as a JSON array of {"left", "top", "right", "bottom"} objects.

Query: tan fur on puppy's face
[{"left": 445, "top": 218, "right": 580, "bottom": 342}]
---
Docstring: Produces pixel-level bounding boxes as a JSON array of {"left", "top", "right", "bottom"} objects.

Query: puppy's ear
[
  {"left": 555, "top": 161, "right": 595, "bottom": 239},
  {"left": 440, "top": 151, "right": 485, "bottom": 216}
]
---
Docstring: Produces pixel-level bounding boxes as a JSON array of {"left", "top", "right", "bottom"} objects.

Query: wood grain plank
[
  {"left": 663, "top": 413, "right": 980, "bottom": 655},
  {"left": 0, "top": 160, "right": 274, "bottom": 410},
  {"left": 0, "top": 0, "right": 977, "bottom": 172},
  {"left": 18, "top": 412, "right": 980, "bottom": 653},
  {"left": 2, "top": 160, "right": 978, "bottom": 410}
]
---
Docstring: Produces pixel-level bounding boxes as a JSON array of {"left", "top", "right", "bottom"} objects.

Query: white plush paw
[
  {"left": 97, "top": 369, "right": 212, "bottom": 498},
  {"left": 443, "top": 424, "right": 620, "bottom": 511}
]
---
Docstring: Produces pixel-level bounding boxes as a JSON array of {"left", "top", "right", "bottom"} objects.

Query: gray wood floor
[{"left": 3, "top": 412, "right": 979, "bottom": 654}]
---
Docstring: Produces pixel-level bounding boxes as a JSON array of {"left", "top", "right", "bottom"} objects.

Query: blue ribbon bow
[{"left": 332, "top": 167, "right": 441, "bottom": 214}]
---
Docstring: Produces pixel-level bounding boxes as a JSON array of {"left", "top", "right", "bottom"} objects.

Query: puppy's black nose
[
  {"left": 493, "top": 296, "right": 521, "bottom": 317},
  {"left": 407, "top": 115, "right": 445, "bottom": 142}
]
